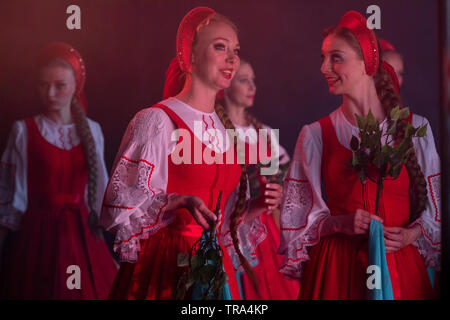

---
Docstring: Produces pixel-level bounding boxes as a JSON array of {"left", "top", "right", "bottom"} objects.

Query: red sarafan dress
[
  {"left": 279, "top": 107, "right": 440, "bottom": 300},
  {"left": 0, "top": 117, "right": 117, "bottom": 299},
  {"left": 103, "top": 101, "right": 253, "bottom": 299},
  {"left": 233, "top": 123, "right": 300, "bottom": 300}
]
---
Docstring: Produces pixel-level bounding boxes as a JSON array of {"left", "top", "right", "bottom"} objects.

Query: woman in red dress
[
  {"left": 219, "top": 60, "right": 300, "bottom": 299},
  {"left": 279, "top": 11, "right": 440, "bottom": 299},
  {"left": 0, "top": 42, "right": 118, "bottom": 299},
  {"left": 100, "top": 7, "right": 268, "bottom": 300}
]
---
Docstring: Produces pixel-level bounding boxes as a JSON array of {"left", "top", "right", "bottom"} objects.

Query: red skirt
[
  {"left": 240, "top": 212, "right": 300, "bottom": 299},
  {"left": 299, "top": 234, "right": 434, "bottom": 300},
  {"left": 108, "top": 226, "right": 241, "bottom": 300},
  {"left": 0, "top": 205, "right": 118, "bottom": 299}
]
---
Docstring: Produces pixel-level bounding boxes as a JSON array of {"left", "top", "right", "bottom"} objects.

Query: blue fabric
[
  {"left": 367, "top": 219, "right": 394, "bottom": 300},
  {"left": 427, "top": 267, "right": 435, "bottom": 288},
  {"left": 192, "top": 231, "right": 232, "bottom": 300},
  {"left": 235, "top": 272, "right": 244, "bottom": 300}
]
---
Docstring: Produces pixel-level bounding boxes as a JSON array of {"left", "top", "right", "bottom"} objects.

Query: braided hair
[{"left": 214, "top": 102, "right": 258, "bottom": 287}]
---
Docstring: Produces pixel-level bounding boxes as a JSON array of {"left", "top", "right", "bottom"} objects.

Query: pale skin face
[
  {"left": 191, "top": 20, "right": 241, "bottom": 92},
  {"left": 225, "top": 62, "right": 256, "bottom": 108},
  {"left": 383, "top": 51, "right": 404, "bottom": 86},
  {"left": 320, "top": 33, "right": 368, "bottom": 96},
  {"left": 38, "top": 65, "right": 76, "bottom": 113}
]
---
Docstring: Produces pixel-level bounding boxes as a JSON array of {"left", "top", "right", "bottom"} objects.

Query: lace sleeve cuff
[
  {"left": 409, "top": 216, "right": 441, "bottom": 270},
  {"left": 279, "top": 212, "right": 328, "bottom": 280},
  {"left": 108, "top": 192, "right": 177, "bottom": 262},
  {"left": 279, "top": 176, "right": 329, "bottom": 280}
]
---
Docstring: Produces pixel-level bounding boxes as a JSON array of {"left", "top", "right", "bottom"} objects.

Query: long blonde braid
[{"left": 214, "top": 102, "right": 258, "bottom": 287}]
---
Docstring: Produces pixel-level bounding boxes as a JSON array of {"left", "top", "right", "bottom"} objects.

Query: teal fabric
[
  {"left": 427, "top": 267, "right": 435, "bottom": 288},
  {"left": 367, "top": 219, "right": 394, "bottom": 300},
  {"left": 235, "top": 272, "right": 244, "bottom": 300}
]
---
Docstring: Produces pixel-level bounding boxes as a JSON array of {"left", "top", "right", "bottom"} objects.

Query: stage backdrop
[{"left": 0, "top": 0, "right": 440, "bottom": 172}]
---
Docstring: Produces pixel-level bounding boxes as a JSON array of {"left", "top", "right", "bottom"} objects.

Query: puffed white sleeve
[
  {"left": 0, "top": 120, "right": 28, "bottom": 231},
  {"left": 87, "top": 119, "right": 109, "bottom": 216},
  {"left": 221, "top": 176, "right": 267, "bottom": 272},
  {"left": 100, "top": 108, "right": 177, "bottom": 263},
  {"left": 278, "top": 123, "right": 331, "bottom": 280},
  {"left": 409, "top": 115, "right": 441, "bottom": 270}
]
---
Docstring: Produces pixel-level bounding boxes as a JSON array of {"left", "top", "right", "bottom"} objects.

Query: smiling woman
[
  {"left": 279, "top": 10, "right": 440, "bottom": 300},
  {"left": 100, "top": 7, "right": 266, "bottom": 300}
]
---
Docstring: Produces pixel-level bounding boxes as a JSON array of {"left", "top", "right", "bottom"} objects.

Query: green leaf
[
  {"left": 390, "top": 106, "right": 401, "bottom": 121},
  {"left": 367, "top": 110, "right": 375, "bottom": 128},
  {"left": 191, "top": 255, "right": 205, "bottom": 270},
  {"left": 352, "top": 152, "right": 359, "bottom": 167},
  {"left": 398, "top": 107, "right": 410, "bottom": 120},
  {"left": 404, "top": 123, "right": 417, "bottom": 139},
  {"left": 355, "top": 114, "right": 366, "bottom": 130},
  {"left": 393, "top": 139, "right": 408, "bottom": 154},
  {"left": 416, "top": 124, "right": 428, "bottom": 138},
  {"left": 381, "top": 144, "right": 393, "bottom": 155},
  {"left": 386, "top": 121, "right": 397, "bottom": 136}
]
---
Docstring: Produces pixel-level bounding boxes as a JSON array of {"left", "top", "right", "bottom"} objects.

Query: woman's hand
[
  {"left": 244, "top": 176, "right": 284, "bottom": 222},
  {"left": 182, "top": 195, "right": 218, "bottom": 230},
  {"left": 384, "top": 224, "right": 422, "bottom": 253},
  {"left": 324, "top": 209, "right": 384, "bottom": 236},
  {"left": 259, "top": 176, "right": 283, "bottom": 211}
]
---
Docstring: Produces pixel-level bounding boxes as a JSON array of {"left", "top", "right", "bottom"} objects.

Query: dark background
[{"left": 0, "top": 0, "right": 440, "bottom": 171}]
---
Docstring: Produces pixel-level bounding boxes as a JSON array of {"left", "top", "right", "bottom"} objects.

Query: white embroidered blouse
[
  {"left": 279, "top": 106, "right": 441, "bottom": 280},
  {"left": 0, "top": 114, "right": 109, "bottom": 231},
  {"left": 100, "top": 97, "right": 267, "bottom": 270}
]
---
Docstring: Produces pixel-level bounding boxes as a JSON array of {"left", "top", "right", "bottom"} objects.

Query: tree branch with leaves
[{"left": 348, "top": 106, "right": 427, "bottom": 216}]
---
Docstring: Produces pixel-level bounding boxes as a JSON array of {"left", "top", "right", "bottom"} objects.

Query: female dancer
[
  {"left": 220, "top": 59, "right": 300, "bottom": 299},
  {"left": 279, "top": 11, "right": 440, "bottom": 299},
  {"left": 0, "top": 42, "right": 117, "bottom": 299},
  {"left": 379, "top": 39, "right": 404, "bottom": 87},
  {"left": 100, "top": 7, "right": 268, "bottom": 300}
]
